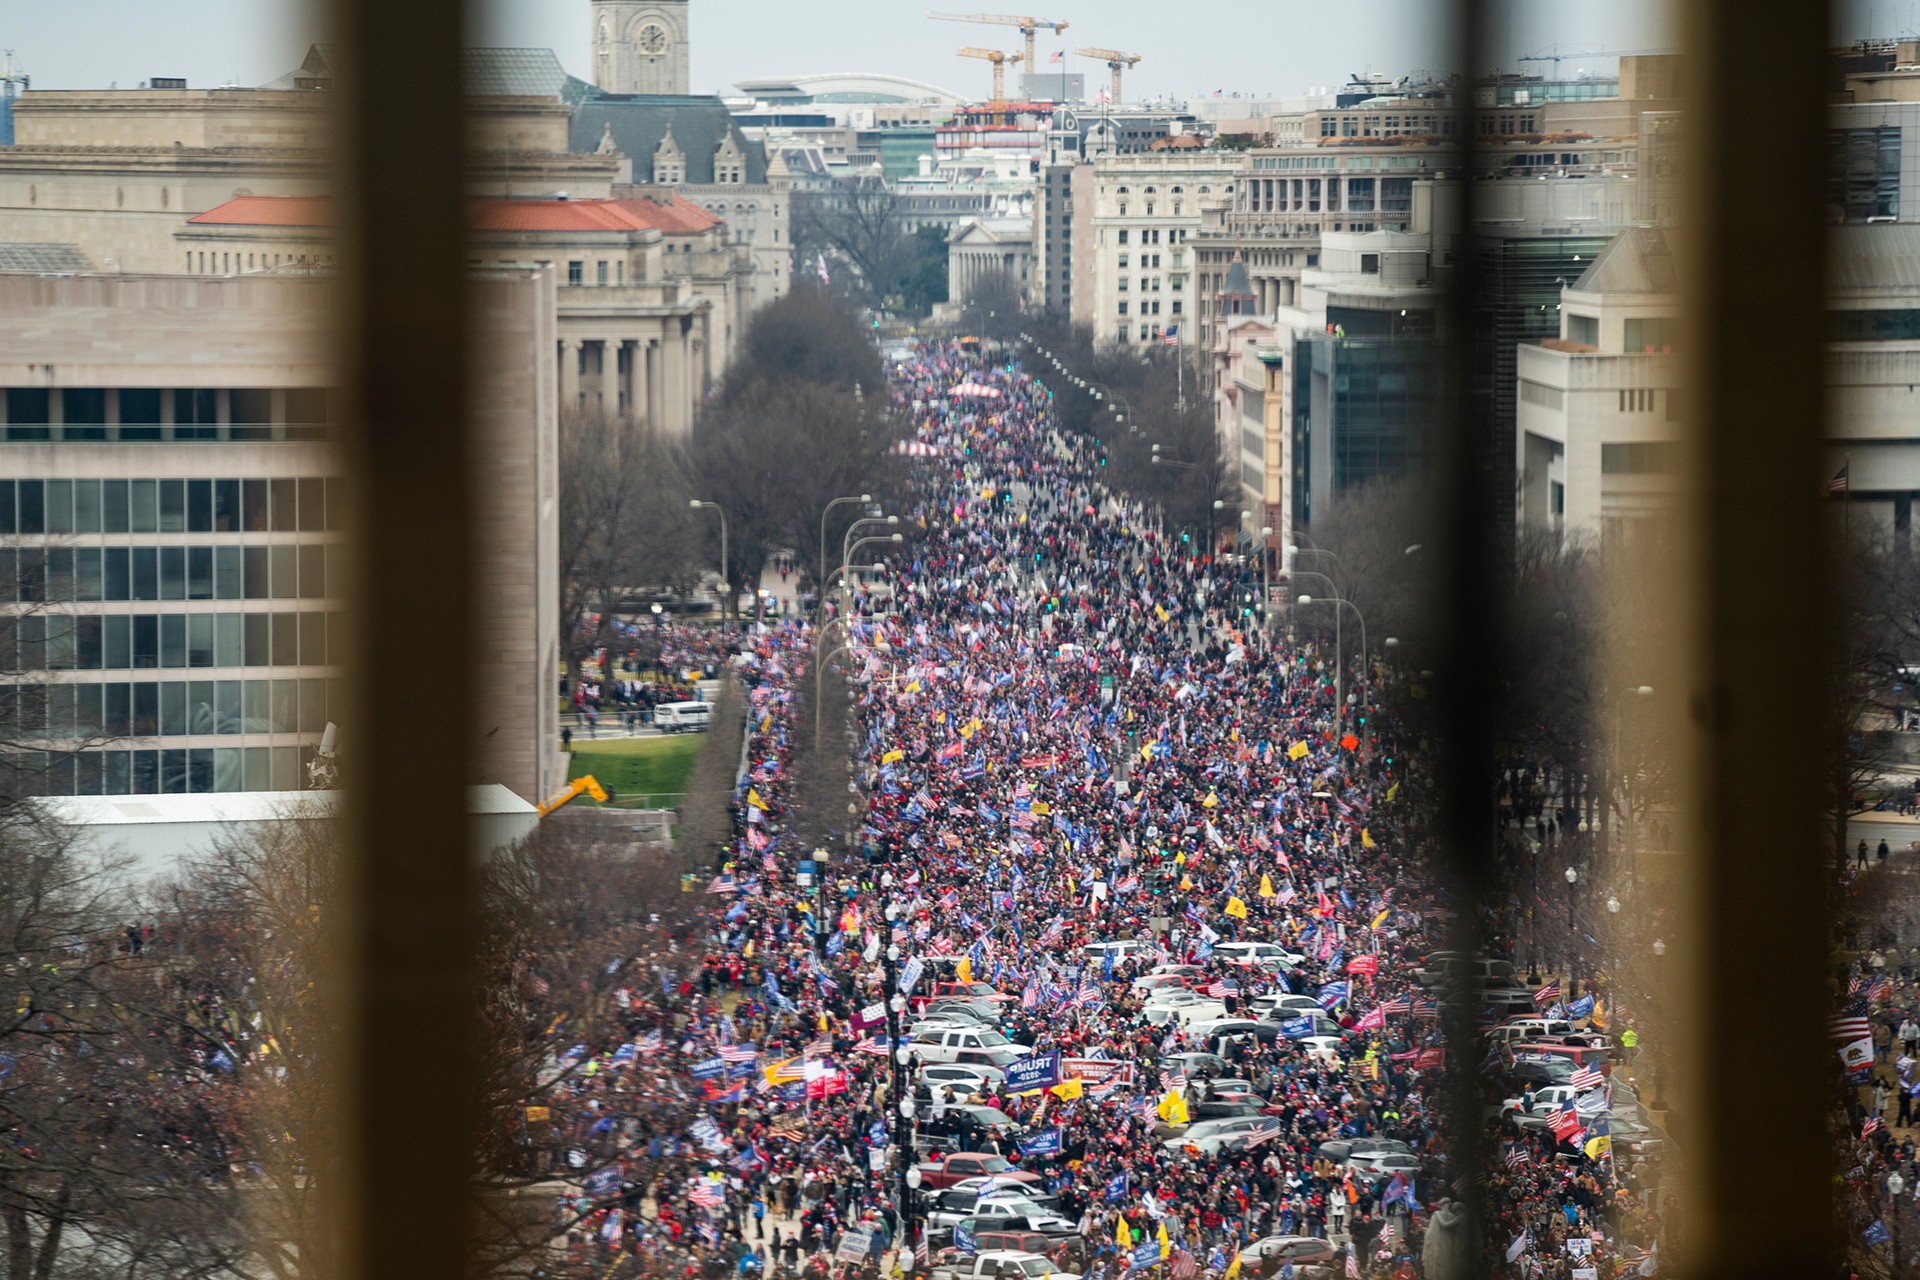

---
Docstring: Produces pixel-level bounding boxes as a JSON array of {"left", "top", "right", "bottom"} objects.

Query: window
[
  {"left": 1616, "top": 389, "right": 1658, "bottom": 413},
  {"left": 1600, "top": 441, "right": 1676, "bottom": 474},
  {"left": 1360, "top": 253, "right": 1381, "bottom": 275},
  {"left": 568, "top": 261, "right": 584, "bottom": 286},
  {"left": 596, "top": 260, "right": 608, "bottom": 286},
  {"left": 1567, "top": 314, "right": 1600, "bottom": 347},
  {"left": 1623, "top": 317, "right": 1679, "bottom": 352},
  {"left": 1519, "top": 380, "right": 1565, "bottom": 411}
]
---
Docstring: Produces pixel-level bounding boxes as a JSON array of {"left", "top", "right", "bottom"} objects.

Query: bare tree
[
  {"left": 791, "top": 179, "right": 923, "bottom": 312},
  {"left": 960, "top": 269, "right": 1025, "bottom": 341},
  {"left": 558, "top": 408, "right": 698, "bottom": 670}
]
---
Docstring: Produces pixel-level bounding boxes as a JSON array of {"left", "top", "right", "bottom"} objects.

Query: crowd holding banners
[{"left": 539, "top": 340, "right": 1669, "bottom": 1279}]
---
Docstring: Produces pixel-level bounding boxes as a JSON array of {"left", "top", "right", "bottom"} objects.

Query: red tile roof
[
  {"left": 468, "top": 199, "right": 656, "bottom": 233},
  {"left": 611, "top": 194, "right": 724, "bottom": 234},
  {"left": 188, "top": 194, "right": 725, "bottom": 237},
  {"left": 188, "top": 195, "right": 335, "bottom": 227}
]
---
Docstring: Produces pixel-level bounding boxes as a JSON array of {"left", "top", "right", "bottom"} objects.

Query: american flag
[
  {"left": 929, "top": 935, "right": 956, "bottom": 956},
  {"left": 1163, "top": 1069, "right": 1188, "bottom": 1089},
  {"left": 1533, "top": 980, "right": 1561, "bottom": 1006},
  {"left": 1505, "top": 1144, "right": 1530, "bottom": 1170},
  {"left": 1171, "top": 1250, "right": 1201, "bottom": 1280},
  {"left": 1828, "top": 460, "right": 1851, "bottom": 495},
  {"left": 637, "top": 1029, "right": 664, "bottom": 1055},
  {"left": 1160, "top": 326, "right": 1180, "bottom": 347},
  {"left": 688, "top": 1181, "right": 725, "bottom": 1209},
  {"left": 1865, "top": 1115, "right": 1884, "bottom": 1139},
  {"left": 1048, "top": 49, "right": 1064, "bottom": 64},
  {"left": 1378, "top": 997, "right": 1411, "bottom": 1014},
  {"left": 1207, "top": 979, "right": 1239, "bottom": 998},
  {"left": 1850, "top": 972, "right": 1864, "bottom": 995},
  {"left": 1548, "top": 1103, "right": 1584, "bottom": 1143},
  {"left": 1412, "top": 999, "right": 1438, "bottom": 1020},
  {"left": 718, "top": 1043, "right": 758, "bottom": 1063},
  {"left": 1873, "top": 976, "right": 1895, "bottom": 1003},
  {"left": 1023, "top": 982, "right": 1040, "bottom": 1009},
  {"left": 769, "top": 1116, "right": 805, "bottom": 1140},
  {"left": 1832, "top": 1015, "right": 1874, "bottom": 1042},
  {"left": 1243, "top": 1122, "right": 1283, "bottom": 1148},
  {"left": 803, "top": 1033, "right": 833, "bottom": 1058},
  {"left": 1569, "top": 1065, "right": 1605, "bottom": 1092},
  {"left": 1041, "top": 919, "right": 1066, "bottom": 945},
  {"left": 1345, "top": 1248, "right": 1360, "bottom": 1279},
  {"left": 1073, "top": 981, "right": 1102, "bottom": 1008}
]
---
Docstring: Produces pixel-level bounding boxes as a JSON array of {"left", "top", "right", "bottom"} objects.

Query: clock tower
[{"left": 591, "top": 0, "right": 690, "bottom": 96}]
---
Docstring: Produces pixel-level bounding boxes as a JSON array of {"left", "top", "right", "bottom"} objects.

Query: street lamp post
[
  {"left": 1615, "top": 685, "right": 1654, "bottom": 887},
  {"left": 877, "top": 879, "right": 918, "bottom": 1272},
  {"left": 843, "top": 515, "right": 900, "bottom": 576},
  {"left": 1891, "top": 1169, "right": 1907, "bottom": 1277},
  {"left": 1259, "top": 525, "right": 1274, "bottom": 645},
  {"left": 839, "top": 533, "right": 906, "bottom": 614},
  {"left": 690, "top": 499, "right": 729, "bottom": 619},
  {"left": 819, "top": 493, "right": 873, "bottom": 584},
  {"left": 1564, "top": 865, "right": 1580, "bottom": 999},
  {"left": 1295, "top": 591, "right": 1369, "bottom": 727}
]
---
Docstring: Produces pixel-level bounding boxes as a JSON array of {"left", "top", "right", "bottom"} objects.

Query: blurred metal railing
[
  {"left": 328, "top": 0, "right": 478, "bottom": 1277},
  {"left": 316, "top": 0, "right": 1844, "bottom": 1273}
]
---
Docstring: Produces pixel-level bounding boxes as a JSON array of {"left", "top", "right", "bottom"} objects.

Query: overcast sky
[{"left": 2, "top": 0, "right": 1901, "bottom": 101}]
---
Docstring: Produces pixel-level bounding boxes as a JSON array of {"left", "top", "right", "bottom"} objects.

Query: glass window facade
[{"left": 0, "top": 473, "right": 341, "bottom": 796}]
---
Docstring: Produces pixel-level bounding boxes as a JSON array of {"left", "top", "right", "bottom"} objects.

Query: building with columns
[
  {"left": 179, "top": 193, "right": 711, "bottom": 435},
  {"left": 946, "top": 218, "right": 1033, "bottom": 305}
]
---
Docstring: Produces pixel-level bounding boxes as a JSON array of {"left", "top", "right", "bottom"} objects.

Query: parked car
[
  {"left": 1239, "top": 1236, "right": 1337, "bottom": 1274},
  {"left": 912, "top": 1151, "right": 1041, "bottom": 1193},
  {"left": 928, "top": 1249, "right": 1075, "bottom": 1280},
  {"left": 912, "top": 1026, "right": 1031, "bottom": 1066},
  {"left": 919, "top": 1062, "right": 1003, "bottom": 1092},
  {"left": 926, "top": 1192, "right": 1072, "bottom": 1232},
  {"left": 1318, "top": 1138, "right": 1412, "bottom": 1162},
  {"left": 973, "top": 1232, "right": 1090, "bottom": 1274},
  {"left": 1142, "top": 990, "right": 1229, "bottom": 1027},
  {"left": 1501, "top": 1084, "right": 1578, "bottom": 1132},
  {"left": 1214, "top": 940, "right": 1306, "bottom": 970},
  {"left": 652, "top": 701, "right": 712, "bottom": 733},
  {"left": 1157, "top": 1051, "right": 1230, "bottom": 1080},
  {"left": 1414, "top": 952, "right": 1516, "bottom": 988},
  {"left": 1161, "top": 1116, "right": 1278, "bottom": 1158}
]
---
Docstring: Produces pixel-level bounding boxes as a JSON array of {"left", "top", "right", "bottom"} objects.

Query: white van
[{"left": 653, "top": 701, "right": 713, "bottom": 733}]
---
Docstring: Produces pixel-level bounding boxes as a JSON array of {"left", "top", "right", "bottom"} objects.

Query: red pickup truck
[{"left": 911, "top": 1151, "right": 1044, "bottom": 1192}]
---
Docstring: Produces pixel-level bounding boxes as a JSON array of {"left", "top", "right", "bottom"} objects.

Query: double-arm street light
[
  {"left": 843, "top": 515, "right": 900, "bottom": 574},
  {"left": 690, "top": 499, "right": 729, "bottom": 617},
  {"left": 1293, "top": 578, "right": 1369, "bottom": 727},
  {"left": 819, "top": 493, "right": 873, "bottom": 583}
]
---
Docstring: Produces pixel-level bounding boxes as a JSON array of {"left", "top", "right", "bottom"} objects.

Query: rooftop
[
  {"left": 188, "top": 194, "right": 721, "bottom": 236},
  {"left": 188, "top": 195, "right": 333, "bottom": 227},
  {"left": 0, "top": 242, "right": 93, "bottom": 272}
]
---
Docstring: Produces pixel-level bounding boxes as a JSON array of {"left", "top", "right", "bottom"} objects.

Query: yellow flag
[
  {"left": 1156, "top": 1088, "right": 1190, "bottom": 1126},
  {"left": 1179, "top": 874, "right": 1193, "bottom": 891},
  {"left": 1225, "top": 896, "right": 1249, "bottom": 919},
  {"left": 882, "top": 749, "right": 905, "bottom": 764},
  {"left": 1155, "top": 605, "right": 1170, "bottom": 623},
  {"left": 1584, "top": 1133, "right": 1612, "bottom": 1159},
  {"left": 1141, "top": 743, "right": 1156, "bottom": 761},
  {"left": 745, "top": 939, "right": 755, "bottom": 958},
  {"left": 1369, "top": 907, "right": 1391, "bottom": 929},
  {"left": 1050, "top": 1076, "right": 1083, "bottom": 1100},
  {"left": 1386, "top": 780, "right": 1400, "bottom": 802},
  {"left": 1116, "top": 1217, "right": 1133, "bottom": 1249},
  {"left": 764, "top": 1056, "right": 803, "bottom": 1085},
  {"left": 906, "top": 680, "right": 921, "bottom": 694},
  {"left": 1174, "top": 851, "right": 1186, "bottom": 866},
  {"left": 1202, "top": 789, "right": 1219, "bottom": 809},
  {"left": 1288, "top": 741, "right": 1311, "bottom": 761},
  {"left": 1157, "top": 1222, "right": 1171, "bottom": 1259},
  {"left": 1260, "top": 874, "right": 1277, "bottom": 899},
  {"left": 1032, "top": 801, "right": 1051, "bottom": 816},
  {"left": 960, "top": 722, "right": 975, "bottom": 740},
  {"left": 1225, "top": 1251, "right": 1243, "bottom": 1280},
  {"left": 1361, "top": 828, "right": 1376, "bottom": 850},
  {"left": 747, "top": 788, "right": 770, "bottom": 811},
  {"left": 956, "top": 956, "right": 973, "bottom": 985}
]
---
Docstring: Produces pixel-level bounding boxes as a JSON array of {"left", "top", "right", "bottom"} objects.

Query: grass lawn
[{"left": 565, "top": 733, "right": 702, "bottom": 807}]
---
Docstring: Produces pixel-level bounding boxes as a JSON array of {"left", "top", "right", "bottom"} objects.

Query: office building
[{"left": 0, "top": 268, "right": 560, "bottom": 802}]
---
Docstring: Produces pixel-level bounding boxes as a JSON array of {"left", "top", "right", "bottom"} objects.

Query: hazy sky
[{"left": 0, "top": 0, "right": 1900, "bottom": 101}]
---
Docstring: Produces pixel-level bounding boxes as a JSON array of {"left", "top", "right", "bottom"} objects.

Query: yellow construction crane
[
  {"left": 957, "top": 46, "right": 1024, "bottom": 105},
  {"left": 930, "top": 12, "right": 1067, "bottom": 71},
  {"left": 538, "top": 773, "right": 611, "bottom": 817},
  {"left": 1075, "top": 46, "right": 1141, "bottom": 105}
]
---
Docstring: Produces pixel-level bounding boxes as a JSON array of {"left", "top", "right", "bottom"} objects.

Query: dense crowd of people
[{"left": 550, "top": 340, "right": 1668, "bottom": 1279}]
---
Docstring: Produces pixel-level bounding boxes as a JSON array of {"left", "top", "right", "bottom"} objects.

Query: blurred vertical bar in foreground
[
  {"left": 1673, "top": 0, "right": 1836, "bottom": 1270},
  {"left": 326, "top": 0, "right": 479, "bottom": 1277}
]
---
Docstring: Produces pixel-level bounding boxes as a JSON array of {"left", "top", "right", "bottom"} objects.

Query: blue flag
[
  {"left": 1105, "top": 1172, "right": 1129, "bottom": 1203},
  {"left": 1019, "top": 1128, "right": 1063, "bottom": 1156}
]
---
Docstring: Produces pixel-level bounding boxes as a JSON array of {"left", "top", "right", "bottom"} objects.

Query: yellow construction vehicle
[{"left": 538, "top": 774, "right": 612, "bottom": 817}]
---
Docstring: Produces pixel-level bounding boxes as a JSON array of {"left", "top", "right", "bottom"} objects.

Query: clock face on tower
[{"left": 637, "top": 22, "right": 669, "bottom": 54}]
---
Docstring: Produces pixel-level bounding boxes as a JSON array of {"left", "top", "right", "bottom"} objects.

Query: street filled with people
[{"left": 553, "top": 339, "right": 1672, "bottom": 1279}]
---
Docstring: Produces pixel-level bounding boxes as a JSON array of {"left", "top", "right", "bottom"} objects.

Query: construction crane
[
  {"left": 957, "top": 46, "right": 1024, "bottom": 105},
  {"left": 930, "top": 13, "right": 1067, "bottom": 72},
  {"left": 1075, "top": 47, "right": 1141, "bottom": 106},
  {"left": 1515, "top": 46, "right": 1658, "bottom": 74},
  {"left": 537, "top": 774, "right": 612, "bottom": 818}
]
